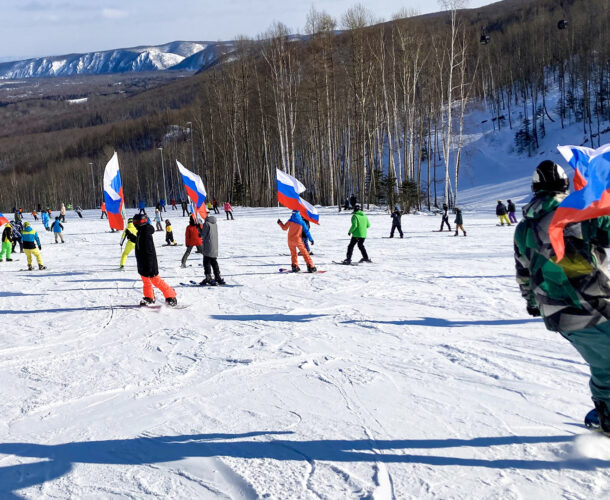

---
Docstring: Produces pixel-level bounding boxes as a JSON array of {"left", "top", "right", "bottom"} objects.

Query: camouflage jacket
[{"left": 514, "top": 193, "right": 610, "bottom": 333}]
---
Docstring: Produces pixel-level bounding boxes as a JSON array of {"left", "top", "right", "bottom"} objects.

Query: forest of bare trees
[{"left": 0, "top": 0, "right": 608, "bottom": 211}]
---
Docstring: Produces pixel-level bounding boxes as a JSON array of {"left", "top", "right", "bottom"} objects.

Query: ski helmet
[
  {"left": 132, "top": 214, "right": 147, "bottom": 226},
  {"left": 532, "top": 161, "right": 569, "bottom": 193}
]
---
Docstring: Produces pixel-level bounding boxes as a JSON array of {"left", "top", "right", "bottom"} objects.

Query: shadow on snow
[{"left": 342, "top": 317, "right": 540, "bottom": 327}]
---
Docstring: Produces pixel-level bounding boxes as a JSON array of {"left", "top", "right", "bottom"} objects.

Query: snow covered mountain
[{"left": 0, "top": 41, "right": 232, "bottom": 79}]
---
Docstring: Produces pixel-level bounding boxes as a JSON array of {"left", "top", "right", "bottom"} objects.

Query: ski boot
[
  {"left": 341, "top": 259, "right": 351, "bottom": 265},
  {"left": 199, "top": 274, "right": 213, "bottom": 286},
  {"left": 291, "top": 264, "right": 301, "bottom": 273},
  {"left": 359, "top": 258, "right": 372, "bottom": 263},
  {"left": 589, "top": 399, "right": 610, "bottom": 435},
  {"left": 119, "top": 265, "right": 125, "bottom": 271},
  {"left": 28, "top": 265, "right": 33, "bottom": 271},
  {"left": 140, "top": 297, "right": 156, "bottom": 306},
  {"left": 214, "top": 276, "right": 226, "bottom": 286},
  {"left": 6, "top": 258, "right": 13, "bottom": 262},
  {"left": 307, "top": 265, "right": 317, "bottom": 273},
  {"left": 454, "top": 232, "right": 458, "bottom": 237},
  {"left": 39, "top": 265, "right": 47, "bottom": 270},
  {"left": 166, "top": 297, "right": 178, "bottom": 307}
]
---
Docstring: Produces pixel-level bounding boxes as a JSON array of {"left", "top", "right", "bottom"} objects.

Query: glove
[
  {"left": 526, "top": 305, "right": 541, "bottom": 317},
  {"left": 38, "top": 246, "right": 41, "bottom": 250},
  {"left": 277, "top": 219, "right": 282, "bottom": 224},
  {"left": 311, "top": 240, "right": 314, "bottom": 246},
  {"left": 347, "top": 232, "right": 351, "bottom": 237}
]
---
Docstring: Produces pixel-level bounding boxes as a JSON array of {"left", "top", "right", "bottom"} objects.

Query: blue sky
[{"left": 1, "top": 0, "right": 497, "bottom": 60}]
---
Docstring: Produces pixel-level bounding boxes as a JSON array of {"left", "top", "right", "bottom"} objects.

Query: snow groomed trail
[{"left": 1, "top": 206, "right": 610, "bottom": 499}]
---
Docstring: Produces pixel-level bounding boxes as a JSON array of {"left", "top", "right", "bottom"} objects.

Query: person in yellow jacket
[
  {"left": 21, "top": 222, "right": 46, "bottom": 270},
  {"left": 119, "top": 218, "right": 137, "bottom": 270}
]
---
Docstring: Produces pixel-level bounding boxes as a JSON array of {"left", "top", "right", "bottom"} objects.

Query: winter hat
[
  {"left": 497, "top": 200, "right": 502, "bottom": 203},
  {"left": 354, "top": 204, "right": 361, "bottom": 211},
  {"left": 394, "top": 205, "right": 399, "bottom": 211},
  {"left": 132, "top": 214, "right": 147, "bottom": 226},
  {"left": 127, "top": 218, "right": 133, "bottom": 223},
  {"left": 165, "top": 219, "right": 171, "bottom": 225},
  {"left": 532, "top": 160, "right": 569, "bottom": 194},
  {"left": 24, "top": 221, "right": 30, "bottom": 227}
]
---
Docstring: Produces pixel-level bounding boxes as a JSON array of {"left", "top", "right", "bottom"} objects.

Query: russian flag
[
  {"left": 103, "top": 152, "right": 125, "bottom": 231},
  {"left": 276, "top": 169, "right": 319, "bottom": 224},
  {"left": 176, "top": 160, "right": 207, "bottom": 219},
  {"left": 0, "top": 212, "right": 8, "bottom": 225},
  {"left": 550, "top": 143, "right": 610, "bottom": 261}
]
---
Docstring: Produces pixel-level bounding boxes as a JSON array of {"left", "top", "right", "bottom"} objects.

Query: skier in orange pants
[{"left": 277, "top": 210, "right": 316, "bottom": 273}]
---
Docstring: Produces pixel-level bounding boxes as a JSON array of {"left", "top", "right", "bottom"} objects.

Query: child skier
[
  {"left": 390, "top": 205, "right": 403, "bottom": 238},
  {"left": 496, "top": 200, "right": 511, "bottom": 226},
  {"left": 52, "top": 217, "right": 65, "bottom": 243},
  {"left": 454, "top": 207, "right": 466, "bottom": 236},
  {"left": 22, "top": 222, "right": 46, "bottom": 270},
  {"left": 0, "top": 222, "right": 14, "bottom": 262},
  {"left": 343, "top": 205, "right": 371, "bottom": 264},
  {"left": 125, "top": 214, "right": 177, "bottom": 306},
  {"left": 277, "top": 210, "right": 316, "bottom": 273},
  {"left": 181, "top": 216, "right": 203, "bottom": 268},
  {"left": 119, "top": 217, "right": 137, "bottom": 270},
  {"left": 199, "top": 215, "right": 225, "bottom": 284},
  {"left": 164, "top": 219, "right": 177, "bottom": 246}
]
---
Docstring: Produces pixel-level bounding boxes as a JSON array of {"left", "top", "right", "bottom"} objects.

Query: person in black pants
[
  {"left": 181, "top": 200, "right": 188, "bottom": 217},
  {"left": 440, "top": 203, "right": 452, "bottom": 232},
  {"left": 198, "top": 215, "right": 225, "bottom": 285},
  {"left": 390, "top": 205, "right": 403, "bottom": 238}
]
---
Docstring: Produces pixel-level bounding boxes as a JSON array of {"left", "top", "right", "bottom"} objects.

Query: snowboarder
[
  {"left": 0, "top": 222, "right": 14, "bottom": 262},
  {"left": 14, "top": 209, "right": 22, "bottom": 224},
  {"left": 390, "top": 206, "right": 404, "bottom": 238},
  {"left": 277, "top": 210, "right": 316, "bottom": 273},
  {"left": 75, "top": 206, "right": 83, "bottom": 218},
  {"left": 181, "top": 200, "right": 188, "bottom": 217},
  {"left": 507, "top": 199, "right": 518, "bottom": 224},
  {"left": 11, "top": 220, "right": 23, "bottom": 253},
  {"left": 41, "top": 210, "right": 50, "bottom": 231},
  {"left": 31, "top": 210, "right": 38, "bottom": 221},
  {"left": 514, "top": 160, "right": 610, "bottom": 433},
  {"left": 439, "top": 203, "right": 452, "bottom": 232},
  {"left": 138, "top": 200, "right": 146, "bottom": 214},
  {"left": 224, "top": 201, "right": 234, "bottom": 220},
  {"left": 181, "top": 216, "right": 203, "bottom": 268},
  {"left": 349, "top": 194, "right": 357, "bottom": 210},
  {"left": 52, "top": 217, "right": 65, "bottom": 243},
  {"left": 343, "top": 205, "right": 371, "bottom": 264},
  {"left": 454, "top": 207, "right": 466, "bottom": 236},
  {"left": 60, "top": 203, "right": 66, "bottom": 222},
  {"left": 212, "top": 198, "right": 220, "bottom": 214},
  {"left": 154, "top": 209, "right": 163, "bottom": 231},
  {"left": 199, "top": 215, "right": 225, "bottom": 284},
  {"left": 100, "top": 201, "right": 107, "bottom": 219},
  {"left": 125, "top": 214, "right": 177, "bottom": 306},
  {"left": 119, "top": 217, "right": 137, "bottom": 270},
  {"left": 160, "top": 198, "right": 167, "bottom": 212},
  {"left": 22, "top": 222, "right": 45, "bottom": 270},
  {"left": 164, "top": 219, "right": 177, "bottom": 246},
  {"left": 496, "top": 200, "right": 511, "bottom": 226}
]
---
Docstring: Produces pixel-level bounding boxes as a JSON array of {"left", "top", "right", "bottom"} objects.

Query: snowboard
[
  {"left": 162, "top": 243, "right": 183, "bottom": 247},
  {"left": 279, "top": 268, "right": 326, "bottom": 274},
  {"left": 139, "top": 301, "right": 190, "bottom": 310},
  {"left": 179, "top": 280, "right": 236, "bottom": 287},
  {"left": 332, "top": 261, "right": 359, "bottom": 266}
]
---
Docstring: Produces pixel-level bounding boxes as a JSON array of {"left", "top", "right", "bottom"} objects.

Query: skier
[
  {"left": 454, "top": 207, "right": 466, "bottom": 236},
  {"left": 343, "top": 204, "right": 371, "bottom": 264},
  {"left": 507, "top": 199, "right": 518, "bottom": 224},
  {"left": 41, "top": 210, "right": 50, "bottom": 231},
  {"left": 22, "top": 222, "right": 46, "bottom": 270},
  {"left": 181, "top": 200, "right": 188, "bottom": 217},
  {"left": 125, "top": 214, "right": 177, "bottom": 306},
  {"left": 224, "top": 201, "right": 234, "bottom": 220},
  {"left": 100, "top": 201, "right": 107, "bottom": 219},
  {"left": 496, "top": 200, "right": 511, "bottom": 226},
  {"left": 154, "top": 209, "right": 163, "bottom": 231},
  {"left": 60, "top": 203, "right": 66, "bottom": 222},
  {"left": 75, "top": 206, "right": 83, "bottom": 218},
  {"left": 181, "top": 216, "right": 203, "bottom": 268},
  {"left": 52, "top": 217, "right": 65, "bottom": 243},
  {"left": 212, "top": 198, "right": 220, "bottom": 214},
  {"left": 119, "top": 217, "right": 137, "bottom": 270},
  {"left": 0, "top": 222, "right": 14, "bottom": 262},
  {"left": 514, "top": 160, "right": 610, "bottom": 433},
  {"left": 199, "top": 215, "right": 225, "bottom": 285},
  {"left": 439, "top": 203, "right": 452, "bottom": 232},
  {"left": 277, "top": 210, "right": 316, "bottom": 273},
  {"left": 164, "top": 219, "right": 178, "bottom": 246},
  {"left": 390, "top": 205, "right": 404, "bottom": 238}
]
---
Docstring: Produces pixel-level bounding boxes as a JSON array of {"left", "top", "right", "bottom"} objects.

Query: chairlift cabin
[
  {"left": 557, "top": 19, "right": 568, "bottom": 30},
  {"left": 480, "top": 34, "right": 490, "bottom": 45}
]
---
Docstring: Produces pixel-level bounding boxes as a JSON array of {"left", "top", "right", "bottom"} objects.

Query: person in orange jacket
[
  {"left": 277, "top": 210, "right": 316, "bottom": 272},
  {"left": 101, "top": 201, "right": 107, "bottom": 219},
  {"left": 181, "top": 216, "right": 203, "bottom": 267}
]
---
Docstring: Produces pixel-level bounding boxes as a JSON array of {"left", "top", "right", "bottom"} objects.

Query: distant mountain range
[{"left": 0, "top": 41, "right": 233, "bottom": 79}]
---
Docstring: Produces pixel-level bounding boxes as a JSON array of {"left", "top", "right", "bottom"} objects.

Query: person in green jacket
[
  {"left": 514, "top": 160, "right": 610, "bottom": 433},
  {"left": 454, "top": 207, "right": 466, "bottom": 236},
  {"left": 342, "top": 204, "right": 371, "bottom": 264}
]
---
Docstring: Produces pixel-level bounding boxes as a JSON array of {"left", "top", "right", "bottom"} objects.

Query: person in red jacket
[
  {"left": 181, "top": 216, "right": 203, "bottom": 267},
  {"left": 224, "top": 201, "right": 234, "bottom": 220},
  {"left": 100, "top": 201, "right": 107, "bottom": 219}
]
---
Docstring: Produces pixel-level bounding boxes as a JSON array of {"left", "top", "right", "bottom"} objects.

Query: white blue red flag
[
  {"left": 176, "top": 160, "right": 207, "bottom": 219},
  {"left": 103, "top": 152, "right": 125, "bottom": 231},
  {"left": 551, "top": 143, "right": 610, "bottom": 260},
  {"left": 0, "top": 212, "right": 8, "bottom": 225},
  {"left": 276, "top": 169, "right": 319, "bottom": 224}
]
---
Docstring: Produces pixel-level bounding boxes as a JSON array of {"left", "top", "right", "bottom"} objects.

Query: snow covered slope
[{"left": 1, "top": 207, "right": 610, "bottom": 498}]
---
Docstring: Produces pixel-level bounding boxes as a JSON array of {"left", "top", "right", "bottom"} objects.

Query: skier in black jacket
[
  {"left": 125, "top": 214, "right": 177, "bottom": 306},
  {"left": 390, "top": 206, "right": 404, "bottom": 238}
]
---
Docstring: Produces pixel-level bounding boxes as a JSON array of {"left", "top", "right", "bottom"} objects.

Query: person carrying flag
[
  {"left": 22, "top": 222, "right": 46, "bottom": 270},
  {"left": 119, "top": 217, "right": 137, "bottom": 270},
  {"left": 515, "top": 159, "right": 610, "bottom": 434},
  {"left": 277, "top": 210, "right": 316, "bottom": 273},
  {"left": 125, "top": 214, "right": 177, "bottom": 306}
]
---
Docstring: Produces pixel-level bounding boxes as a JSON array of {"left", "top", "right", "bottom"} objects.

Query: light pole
[
  {"left": 88, "top": 162, "right": 95, "bottom": 208},
  {"left": 158, "top": 147, "right": 168, "bottom": 205}
]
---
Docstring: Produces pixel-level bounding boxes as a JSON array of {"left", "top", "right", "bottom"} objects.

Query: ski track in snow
[{"left": 1, "top": 206, "right": 610, "bottom": 499}]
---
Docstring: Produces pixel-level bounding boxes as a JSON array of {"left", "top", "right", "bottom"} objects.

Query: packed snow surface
[{"left": 2, "top": 206, "right": 610, "bottom": 499}]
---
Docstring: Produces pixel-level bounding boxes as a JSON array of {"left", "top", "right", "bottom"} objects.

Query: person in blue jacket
[
  {"left": 52, "top": 217, "right": 65, "bottom": 243},
  {"left": 22, "top": 222, "right": 46, "bottom": 270},
  {"left": 41, "top": 210, "right": 50, "bottom": 231},
  {"left": 277, "top": 210, "right": 316, "bottom": 272}
]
